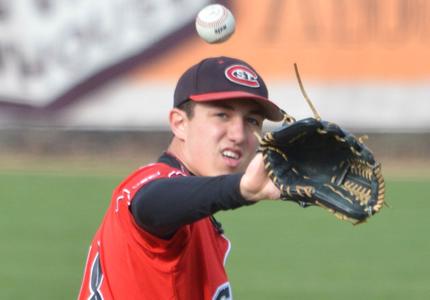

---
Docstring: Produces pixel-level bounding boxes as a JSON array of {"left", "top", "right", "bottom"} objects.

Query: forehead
[{"left": 196, "top": 99, "right": 265, "bottom": 116}]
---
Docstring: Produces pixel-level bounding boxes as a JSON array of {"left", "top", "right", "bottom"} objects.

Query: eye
[
  {"left": 246, "top": 116, "right": 262, "bottom": 127},
  {"left": 215, "top": 112, "right": 229, "bottom": 119}
]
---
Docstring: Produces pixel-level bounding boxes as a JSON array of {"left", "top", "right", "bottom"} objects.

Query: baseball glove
[{"left": 258, "top": 117, "right": 385, "bottom": 224}]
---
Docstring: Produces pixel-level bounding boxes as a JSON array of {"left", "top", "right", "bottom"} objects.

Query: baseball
[{"left": 195, "top": 4, "right": 236, "bottom": 44}]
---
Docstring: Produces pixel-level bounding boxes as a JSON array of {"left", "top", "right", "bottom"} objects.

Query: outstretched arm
[
  {"left": 131, "top": 174, "right": 254, "bottom": 239},
  {"left": 131, "top": 153, "right": 280, "bottom": 239},
  {"left": 240, "top": 153, "right": 281, "bottom": 201}
]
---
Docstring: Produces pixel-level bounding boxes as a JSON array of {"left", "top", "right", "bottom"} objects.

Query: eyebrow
[{"left": 209, "top": 102, "right": 264, "bottom": 116}]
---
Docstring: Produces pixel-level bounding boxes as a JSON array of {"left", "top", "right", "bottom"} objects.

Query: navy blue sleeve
[{"left": 130, "top": 173, "right": 253, "bottom": 239}]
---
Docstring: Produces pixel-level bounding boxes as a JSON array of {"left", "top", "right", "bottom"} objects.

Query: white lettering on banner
[{"left": 0, "top": 0, "right": 211, "bottom": 106}]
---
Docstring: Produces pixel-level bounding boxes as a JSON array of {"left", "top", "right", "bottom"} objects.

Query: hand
[{"left": 240, "top": 153, "right": 281, "bottom": 202}]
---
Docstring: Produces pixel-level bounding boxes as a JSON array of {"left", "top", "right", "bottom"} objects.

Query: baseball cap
[{"left": 173, "top": 56, "right": 283, "bottom": 121}]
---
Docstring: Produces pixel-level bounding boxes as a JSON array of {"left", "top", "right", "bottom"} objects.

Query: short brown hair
[{"left": 177, "top": 100, "right": 196, "bottom": 119}]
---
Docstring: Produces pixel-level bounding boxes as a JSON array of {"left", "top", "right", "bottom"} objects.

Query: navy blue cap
[{"left": 173, "top": 56, "right": 283, "bottom": 121}]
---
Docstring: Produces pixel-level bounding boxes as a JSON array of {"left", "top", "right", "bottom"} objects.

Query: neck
[{"left": 167, "top": 138, "right": 196, "bottom": 175}]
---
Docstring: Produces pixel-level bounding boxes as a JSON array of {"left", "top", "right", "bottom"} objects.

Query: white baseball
[{"left": 195, "top": 4, "right": 236, "bottom": 44}]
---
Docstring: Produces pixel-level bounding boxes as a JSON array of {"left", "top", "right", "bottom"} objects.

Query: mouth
[{"left": 221, "top": 149, "right": 242, "bottom": 168}]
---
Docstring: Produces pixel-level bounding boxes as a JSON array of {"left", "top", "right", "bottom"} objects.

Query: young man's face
[{"left": 181, "top": 100, "right": 265, "bottom": 176}]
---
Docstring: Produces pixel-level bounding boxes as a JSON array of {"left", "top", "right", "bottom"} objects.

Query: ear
[{"left": 169, "top": 108, "right": 188, "bottom": 141}]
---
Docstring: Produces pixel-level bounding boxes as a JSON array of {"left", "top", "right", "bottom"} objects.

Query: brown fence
[{"left": 1, "top": 129, "right": 429, "bottom": 176}]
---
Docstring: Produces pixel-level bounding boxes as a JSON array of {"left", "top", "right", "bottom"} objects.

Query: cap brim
[{"left": 189, "top": 91, "right": 284, "bottom": 121}]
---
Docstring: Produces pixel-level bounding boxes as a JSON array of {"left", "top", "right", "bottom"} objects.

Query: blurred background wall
[
  {"left": 0, "top": 0, "right": 429, "bottom": 172},
  {"left": 1, "top": 2, "right": 429, "bottom": 299}
]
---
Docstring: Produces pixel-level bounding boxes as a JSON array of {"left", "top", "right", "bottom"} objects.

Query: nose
[{"left": 227, "top": 117, "right": 246, "bottom": 144}]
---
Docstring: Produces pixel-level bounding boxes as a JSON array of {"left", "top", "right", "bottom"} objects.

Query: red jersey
[{"left": 78, "top": 162, "right": 232, "bottom": 300}]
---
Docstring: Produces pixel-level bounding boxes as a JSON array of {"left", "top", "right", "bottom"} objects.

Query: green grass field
[{"left": 0, "top": 169, "right": 429, "bottom": 299}]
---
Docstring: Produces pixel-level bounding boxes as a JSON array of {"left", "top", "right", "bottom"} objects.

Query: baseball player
[{"left": 78, "top": 56, "right": 284, "bottom": 300}]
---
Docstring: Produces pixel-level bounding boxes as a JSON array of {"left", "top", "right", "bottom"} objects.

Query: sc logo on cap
[{"left": 224, "top": 65, "right": 260, "bottom": 88}]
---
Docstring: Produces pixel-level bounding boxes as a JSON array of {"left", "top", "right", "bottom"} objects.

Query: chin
[
  {"left": 224, "top": 165, "right": 246, "bottom": 174},
  {"left": 208, "top": 167, "right": 236, "bottom": 176},
  {"left": 212, "top": 159, "right": 248, "bottom": 175}
]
